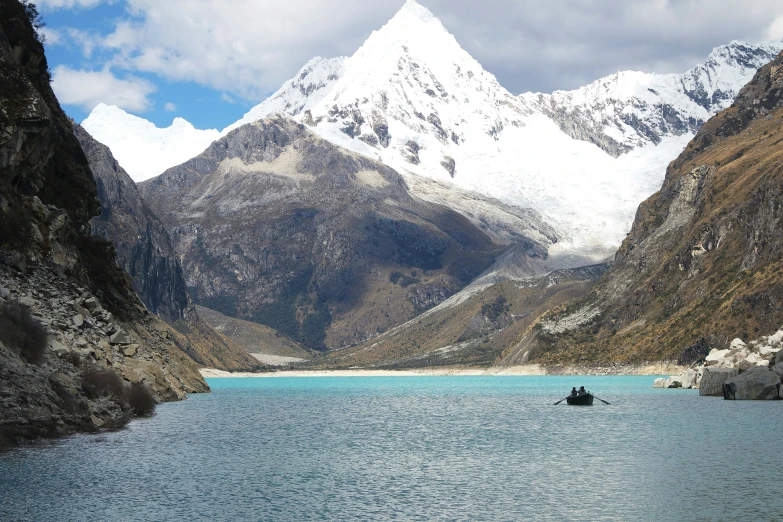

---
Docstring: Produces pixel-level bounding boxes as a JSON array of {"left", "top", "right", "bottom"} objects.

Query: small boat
[{"left": 565, "top": 393, "right": 594, "bottom": 406}]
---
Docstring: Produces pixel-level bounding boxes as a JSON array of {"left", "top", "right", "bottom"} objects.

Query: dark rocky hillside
[
  {"left": 0, "top": 0, "right": 208, "bottom": 447},
  {"left": 499, "top": 50, "right": 783, "bottom": 367},
  {"left": 73, "top": 124, "right": 261, "bottom": 371},
  {"left": 139, "top": 117, "right": 521, "bottom": 350}
]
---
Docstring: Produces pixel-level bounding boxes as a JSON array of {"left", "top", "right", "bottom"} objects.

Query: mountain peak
[{"left": 397, "top": 0, "right": 436, "bottom": 23}]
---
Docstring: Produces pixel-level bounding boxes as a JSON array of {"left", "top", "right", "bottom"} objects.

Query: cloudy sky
[{"left": 38, "top": 0, "right": 783, "bottom": 130}]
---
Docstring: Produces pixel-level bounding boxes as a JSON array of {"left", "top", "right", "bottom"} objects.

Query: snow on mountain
[
  {"left": 81, "top": 0, "right": 783, "bottom": 262},
  {"left": 82, "top": 104, "right": 221, "bottom": 182},
  {"left": 526, "top": 40, "right": 783, "bottom": 157}
]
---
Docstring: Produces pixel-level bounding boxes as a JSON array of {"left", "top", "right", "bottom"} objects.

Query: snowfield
[{"left": 82, "top": 0, "right": 783, "bottom": 263}]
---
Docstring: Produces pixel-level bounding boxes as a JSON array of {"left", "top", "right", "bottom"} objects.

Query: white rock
[
  {"left": 681, "top": 369, "right": 698, "bottom": 389},
  {"left": 665, "top": 376, "right": 683, "bottom": 388},
  {"left": 72, "top": 314, "right": 84, "bottom": 327},
  {"left": 705, "top": 349, "right": 730, "bottom": 366},
  {"left": 699, "top": 367, "right": 739, "bottom": 396},
  {"left": 653, "top": 378, "right": 666, "bottom": 388},
  {"left": 729, "top": 338, "right": 746, "bottom": 350}
]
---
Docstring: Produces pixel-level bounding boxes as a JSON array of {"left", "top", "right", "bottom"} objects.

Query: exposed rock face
[
  {"left": 499, "top": 50, "right": 783, "bottom": 367},
  {"left": 139, "top": 116, "right": 505, "bottom": 350},
  {"left": 722, "top": 366, "right": 781, "bottom": 400},
  {"left": 0, "top": 0, "right": 208, "bottom": 446},
  {"left": 699, "top": 368, "right": 740, "bottom": 396},
  {"left": 73, "top": 124, "right": 260, "bottom": 371},
  {"left": 73, "top": 124, "right": 188, "bottom": 322}
]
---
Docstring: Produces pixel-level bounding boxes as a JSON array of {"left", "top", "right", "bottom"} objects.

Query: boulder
[
  {"left": 83, "top": 297, "right": 99, "bottom": 311},
  {"left": 48, "top": 339, "right": 70, "bottom": 356},
  {"left": 681, "top": 369, "right": 698, "bottom": 389},
  {"left": 72, "top": 314, "right": 84, "bottom": 327},
  {"left": 722, "top": 367, "right": 781, "bottom": 400},
  {"left": 776, "top": 348, "right": 783, "bottom": 366},
  {"left": 122, "top": 344, "right": 139, "bottom": 357},
  {"left": 758, "top": 346, "right": 778, "bottom": 358},
  {"left": 72, "top": 301, "right": 90, "bottom": 318},
  {"left": 653, "top": 378, "right": 666, "bottom": 388},
  {"left": 0, "top": 286, "right": 9, "bottom": 299},
  {"left": 109, "top": 329, "right": 130, "bottom": 345},
  {"left": 768, "top": 330, "right": 783, "bottom": 347},
  {"left": 772, "top": 363, "right": 783, "bottom": 381},
  {"left": 665, "top": 376, "right": 682, "bottom": 388},
  {"left": 729, "top": 338, "right": 746, "bottom": 350},
  {"left": 705, "top": 349, "right": 729, "bottom": 366},
  {"left": 699, "top": 367, "right": 739, "bottom": 396}
]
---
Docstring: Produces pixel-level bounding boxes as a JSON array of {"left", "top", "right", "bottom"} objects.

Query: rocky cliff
[
  {"left": 0, "top": 0, "right": 208, "bottom": 447},
  {"left": 499, "top": 50, "right": 783, "bottom": 367},
  {"left": 139, "top": 116, "right": 511, "bottom": 350},
  {"left": 73, "top": 124, "right": 261, "bottom": 371}
]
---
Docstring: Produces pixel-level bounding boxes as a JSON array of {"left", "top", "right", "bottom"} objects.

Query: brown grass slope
[
  {"left": 195, "top": 305, "right": 311, "bottom": 359},
  {"left": 322, "top": 265, "right": 607, "bottom": 369},
  {"left": 499, "top": 51, "right": 783, "bottom": 366}
]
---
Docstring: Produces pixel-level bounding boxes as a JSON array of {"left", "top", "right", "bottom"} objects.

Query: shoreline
[{"left": 200, "top": 362, "right": 683, "bottom": 379}]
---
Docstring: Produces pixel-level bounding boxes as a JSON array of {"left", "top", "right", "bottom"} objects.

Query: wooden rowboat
[{"left": 566, "top": 393, "right": 594, "bottom": 406}]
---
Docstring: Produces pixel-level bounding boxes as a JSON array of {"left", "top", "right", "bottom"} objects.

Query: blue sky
[
  {"left": 40, "top": 2, "right": 252, "bottom": 129},
  {"left": 37, "top": 0, "right": 783, "bottom": 132}
]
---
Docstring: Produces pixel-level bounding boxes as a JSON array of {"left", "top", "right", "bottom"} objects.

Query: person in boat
[
  {"left": 578, "top": 386, "right": 586, "bottom": 396},
  {"left": 570, "top": 387, "right": 578, "bottom": 396}
]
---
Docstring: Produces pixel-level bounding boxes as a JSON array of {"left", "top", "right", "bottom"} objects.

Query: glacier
[{"left": 82, "top": 0, "right": 783, "bottom": 263}]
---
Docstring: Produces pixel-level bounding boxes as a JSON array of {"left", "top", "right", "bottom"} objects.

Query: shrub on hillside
[
  {"left": 127, "top": 382, "right": 156, "bottom": 416},
  {"left": 0, "top": 301, "right": 48, "bottom": 365},
  {"left": 81, "top": 366, "right": 126, "bottom": 401}
]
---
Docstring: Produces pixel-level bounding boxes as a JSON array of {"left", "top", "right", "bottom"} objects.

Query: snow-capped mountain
[
  {"left": 526, "top": 41, "right": 783, "bottom": 157},
  {"left": 82, "top": 0, "right": 783, "bottom": 262},
  {"left": 82, "top": 104, "right": 221, "bottom": 182}
]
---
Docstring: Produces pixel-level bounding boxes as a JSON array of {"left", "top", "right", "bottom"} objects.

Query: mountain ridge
[{"left": 81, "top": 1, "right": 782, "bottom": 262}]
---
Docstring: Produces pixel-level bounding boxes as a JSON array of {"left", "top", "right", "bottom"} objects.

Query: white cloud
[
  {"left": 51, "top": 66, "right": 156, "bottom": 112},
  {"left": 766, "top": 16, "right": 783, "bottom": 41},
  {"left": 39, "top": 27, "right": 62, "bottom": 46},
  {"left": 37, "top": 0, "right": 111, "bottom": 9},
  {"left": 65, "top": 28, "right": 102, "bottom": 58},
  {"left": 42, "top": 0, "right": 783, "bottom": 100},
  {"left": 164, "top": 102, "right": 177, "bottom": 112}
]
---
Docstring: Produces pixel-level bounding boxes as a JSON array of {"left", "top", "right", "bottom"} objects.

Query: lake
[{"left": 1, "top": 375, "right": 781, "bottom": 521}]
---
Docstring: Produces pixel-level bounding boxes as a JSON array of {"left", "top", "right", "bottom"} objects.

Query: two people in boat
[{"left": 570, "top": 386, "right": 587, "bottom": 396}]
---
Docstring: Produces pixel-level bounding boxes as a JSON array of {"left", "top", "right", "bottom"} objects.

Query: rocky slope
[
  {"left": 498, "top": 50, "right": 783, "bottom": 367},
  {"left": 195, "top": 305, "right": 311, "bottom": 365},
  {"left": 73, "top": 123, "right": 260, "bottom": 371},
  {"left": 323, "top": 264, "right": 608, "bottom": 369},
  {"left": 0, "top": 0, "right": 207, "bottom": 447},
  {"left": 139, "top": 116, "right": 509, "bottom": 350}
]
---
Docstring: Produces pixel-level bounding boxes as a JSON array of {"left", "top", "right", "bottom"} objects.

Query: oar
[
  {"left": 593, "top": 395, "right": 611, "bottom": 405},
  {"left": 553, "top": 397, "right": 569, "bottom": 405}
]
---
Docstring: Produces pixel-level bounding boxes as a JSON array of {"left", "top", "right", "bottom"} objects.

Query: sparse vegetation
[
  {"left": 0, "top": 301, "right": 48, "bottom": 365},
  {"left": 81, "top": 366, "right": 127, "bottom": 401},
  {"left": 389, "top": 271, "right": 419, "bottom": 287},
  {"left": 21, "top": 1, "right": 46, "bottom": 43},
  {"left": 127, "top": 382, "right": 156, "bottom": 416},
  {"left": 481, "top": 296, "right": 509, "bottom": 322}
]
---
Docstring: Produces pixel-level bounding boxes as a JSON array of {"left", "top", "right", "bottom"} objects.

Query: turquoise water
[{"left": 1, "top": 375, "right": 781, "bottom": 521}]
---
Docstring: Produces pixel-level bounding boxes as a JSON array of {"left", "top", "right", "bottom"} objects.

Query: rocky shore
[
  {"left": 654, "top": 328, "right": 783, "bottom": 400},
  {"left": 0, "top": 253, "right": 209, "bottom": 447}
]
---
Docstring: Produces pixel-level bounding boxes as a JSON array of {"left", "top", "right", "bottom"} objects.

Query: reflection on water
[{"left": 1, "top": 376, "right": 781, "bottom": 521}]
